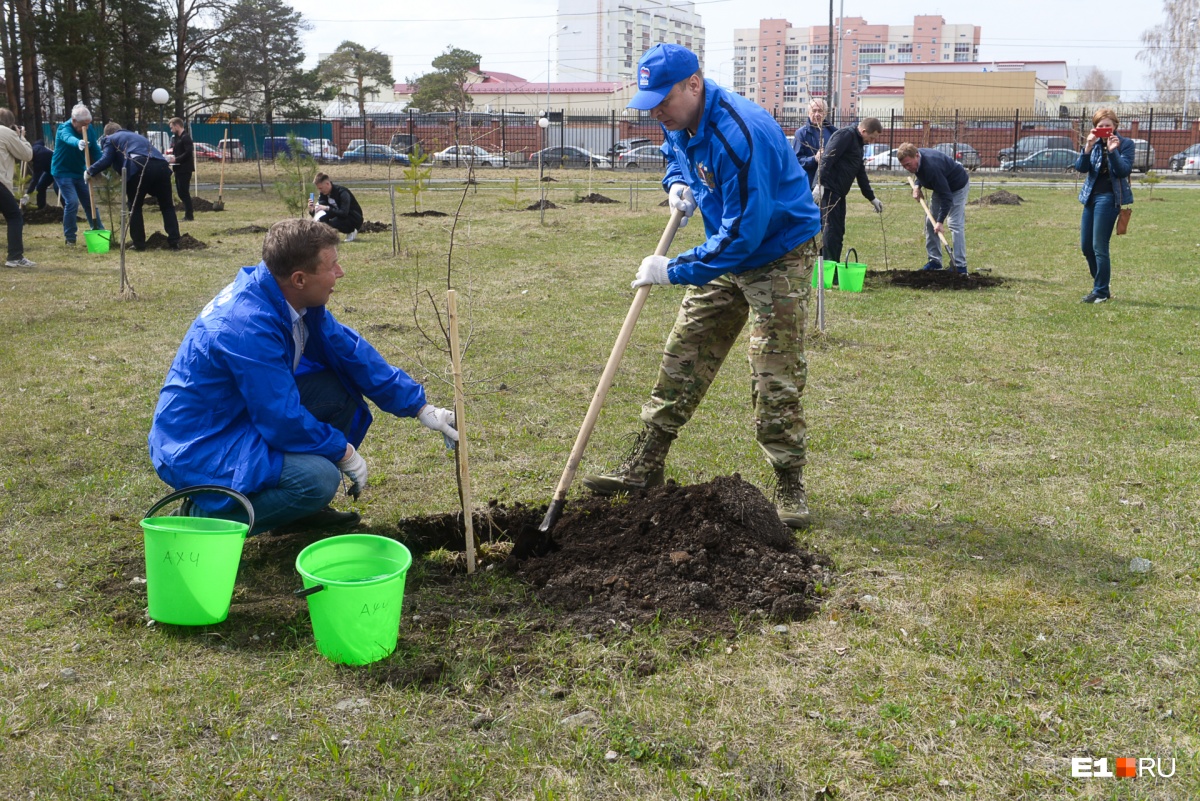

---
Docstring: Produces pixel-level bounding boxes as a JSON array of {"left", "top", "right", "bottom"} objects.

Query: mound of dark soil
[
  {"left": 23, "top": 205, "right": 73, "bottom": 224},
  {"left": 224, "top": 225, "right": 268, "bottom": 235},
  {"left": 659, "top": 199, "right": 670, "bottom": 207},
  {"left": 359, "top": 220, "right": 390, "bottom": 233},
  {"left": 513, "top": 475, "right": 828, "bottom": 629},
  {"left": 540, "top": 176, "right": 558, "bottom": 183},
  {"left": 401, "top": 210, "right": 448, "bottom": 217},
  {"left": 970, "top": 190, "right": 1024, "bottom": 206},
  {"left": 141, "top": 195, "right": 222, "bottom": 212},
  {"left": 577, "top": 193, "right": 618, "bottom": 204},
  {"left": 525, "top": 200, "right": 560, "bottom": 211},
  {"left": 877, "top": 269, "right": 1004, "bottom": 290},
  {"left": 144, "top": 232, "right": 208, "bottom": 250}
]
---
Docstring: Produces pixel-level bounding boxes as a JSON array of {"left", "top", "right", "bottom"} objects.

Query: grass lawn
[{"left": 1, "top": 169, "right": 1198, "bottom": 799}]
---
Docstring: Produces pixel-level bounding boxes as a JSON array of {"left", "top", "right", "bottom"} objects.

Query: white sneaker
[
  {"left": 4, "top": 257, "right": 36, "bottom": 268},
  {"left": 345, "top": 230, "right": 357, "bottom": 242}
]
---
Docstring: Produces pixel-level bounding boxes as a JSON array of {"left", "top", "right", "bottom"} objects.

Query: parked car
[
  {"left": 999, "top": 148, "right": 1077, "bottom": 172},
  {"left": 313, "top": 139, "right": 340, "bottom": 162},
  {"left": 529, "top": 146, "right": 611, "bottom": 168},
  {"left": 1127, "top": 138, "right": 1156, "bottom": 173},
  {"left": 346, "top": 138, "right": 365, "bottom": 151},
  {"left": 932, "top": 142, "right": 981, "bottom": 170},
  {"left": 263, "top": 136, "right": 322, "bottom": 161},
  {"left": 191, "top": 142, "right": 223, "bottom": 161},
  {"left": 997, "top": 135, "right": 1075, "bottom": 164},
  {"left": 862, "top": 143, "right": 890, "bottom": 160},
  {"left": 389, "top": 133, "right": 426, "bottom": 157},
  {"left": 1169, "top": 143, "right": 1200, "bottom": 171},
  {"left": 218, "top": 138, "right": 246, "bottom": 161},
  {"left": 864, "top": 148, "right": 901, "bottom": 170},
  {"left": 340, "top": 143, "right": 411, "bottom": 164},
  {"left": 617, "top": 144, "right": 667, "bottom": 170},
  {"left": 607, "top": 137, "right": 653, "bottom": 159},
  {"left": 432, "top": 145, "right": 507, "bottom": 166},
  {"left": 1179, "top": 153, "right": 1200, "bottom": 174}
]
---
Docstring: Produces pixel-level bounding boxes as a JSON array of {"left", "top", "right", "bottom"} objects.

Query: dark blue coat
[
  {"left": 88, "top": 130, "right": 167, "bottom": 179},
  {"left": 792, "top": 122, "right": 835, "bottom": 183},
  {"left": 912, "top": 148, "right": 969, "bottom": 222},
  {"left": 1075, "top": 135, "right": 1134, "bottom": 205}
]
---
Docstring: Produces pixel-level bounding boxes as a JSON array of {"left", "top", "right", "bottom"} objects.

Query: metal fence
[{"left": 47, "top": 108, "right": 1198, "bottom": 172}]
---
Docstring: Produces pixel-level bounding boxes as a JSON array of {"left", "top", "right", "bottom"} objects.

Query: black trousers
[
  {"left": 820, "top": 189, "right": 846, "bottom": 263},
  {"left": 0, "top": 182, "right": 25, "bottom": 260},
  {"left": 174, "top": 168, "right": 194, "bottom": 218},
  {"left": 128, "top": 160, "right": 180, "bottom": 248},
  {"left": 317, "top": 214, "right": 360, "bottom": 235}
]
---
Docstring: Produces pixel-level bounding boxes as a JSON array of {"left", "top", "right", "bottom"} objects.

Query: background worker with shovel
[
  {"left": 50, "top": 104, "right": 103, "bottom": 246},
  {"left": 897, "top": 142, "right": 970, "bottom": 275},
  {"left": 89, "top": 123, "right": 181, "bottom": 251},
  {"left": 149, "top": 218, "right": 459, "bottom": 535},
  {"left": 580, "top": 43, "right": 823, "bottom": 529}
]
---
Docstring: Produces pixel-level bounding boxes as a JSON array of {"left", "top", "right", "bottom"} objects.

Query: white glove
[
  {"left": 812, "top": 184, "right": 824, "bottom": 204},
  {"left": 417, "top": 403, "right": 459, "bottom": 447},
  {"left": 871, "top": 198, "right": 884, "bottom": 214},
  {"left": 78, "top": 139, "right": 88, "bottom": 152},
  {"left": 631, "top": 255, "right": 671, "bottom": 288},
  {"left": 668, "top": 183, "right": 697, "bottom": 228},
  {"left": 336, "top": 446, "right": 369, "bottom": 498},
  {"left": 19, "top": 194, "right": 29, "bottom": 208}
]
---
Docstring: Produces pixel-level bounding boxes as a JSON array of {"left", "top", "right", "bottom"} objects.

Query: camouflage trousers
[{"left": 640, "top": 234, "right": 821, "bottom": 470}]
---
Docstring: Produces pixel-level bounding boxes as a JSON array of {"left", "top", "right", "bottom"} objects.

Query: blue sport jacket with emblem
[
  {"left": 148, "top": 262, "right": 427, "bottom": 514},
  {"left": 659, "top": 79, "right": 821, "bottom": 286}
]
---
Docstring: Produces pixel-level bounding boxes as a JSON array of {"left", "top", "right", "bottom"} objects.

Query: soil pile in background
[
  {"left": 525, "top": 200, "right": 560, "bottom": 211},
  {"left": 577, "top": 193, "right": 618, "bottom": 204},
  {"left": 513, "top": 475, "right": 829, "bottom": 631},
  {"left": 141, "top": 196, "right": 221, "bottom": 212},
  {"left": 874, "top": 270, "right": 1004, "bottom": 291},
  {"left": 23, "top": 206, "right": 73, "bottom": 224},
  {"left": 144, "top": 232, "right": 207, "bottom": 250},
  {"left": 401, "top": 210, "right": 447, "bottom": 217},
  {"left": 359, "top": 220, "right": 390, "bottom": 233},
  {"left": 970, "top": 190, "right": 1024, "bottom": 206},
  {"left": 224, "top": 225, "right": 268, "bottom": 235}
]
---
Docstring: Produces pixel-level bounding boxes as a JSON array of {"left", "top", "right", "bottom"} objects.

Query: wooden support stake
[{"left": 446, "top": 289, "right": 476, "bottom": 574}]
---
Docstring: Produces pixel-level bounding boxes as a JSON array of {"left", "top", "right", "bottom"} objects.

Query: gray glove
[
  {"left": 77, "top": 139, "right": 88, "bottom": 152},
  {"left": 336, "top": 446, "right": 368, "bottom": 498},
  {"left": 812, "top": 184, "right": 824, "bottom": 204},
  {"left": 871, "top": 198, "right": 884, "bottom": 214},
  {"left": 417, "top": 404, "right": 459, "bottom": 448}
]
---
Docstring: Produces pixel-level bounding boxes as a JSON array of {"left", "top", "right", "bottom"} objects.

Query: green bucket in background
[
  {"left": 838, "top": 247, "right": 867, "bottom": 293},
  {"left": 84, "top": 229, "right": 111, "bottom": 254},
  {"left": 811, "top": 259, "right": 838, "bottom": 290},
  {"left": 140, "top": 486, "right": 254, "bottom": 625},
  {"left": 295, "top": 534, "right": 413, "bottom": 666}
]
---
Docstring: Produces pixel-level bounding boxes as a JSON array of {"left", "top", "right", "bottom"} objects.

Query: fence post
[
  {"left": 1146, "top": 107, "right": 1154, "bottom": 171},
  {"left": 501, "top": 110, "right": 506, "bottom": 165},
  {"left": 889, "top": 109, "right": 895, "bottom": 153},
  {"left": 1011, "top": 109, "right": 1020, "bottom": 166},
  {"left": 611, "top": 109, "right": 617, "bottom": 170}
]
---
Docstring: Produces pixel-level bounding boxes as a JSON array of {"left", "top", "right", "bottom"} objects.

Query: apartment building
[
  {"left": 557, "top": 0, "right": 706, "bottom": 84},
  {"left": 732, "top": 16, "right": 980, "bottom": 117}
]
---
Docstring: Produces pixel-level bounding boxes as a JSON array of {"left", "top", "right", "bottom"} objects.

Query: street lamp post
[
  {"left": 152, "top": 87, "right": 169, "bottom": 149},
  {"left": 541, "top": 26, "right": 580, "bottom": 183}
]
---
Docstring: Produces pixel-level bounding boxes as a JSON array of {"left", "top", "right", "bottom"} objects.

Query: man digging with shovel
[{"left": 580, "top": 43, "right": 823, "bottom": 529}]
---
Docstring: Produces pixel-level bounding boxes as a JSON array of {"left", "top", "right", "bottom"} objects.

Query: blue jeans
[
  {"left": 191, "top": 370, "right": 361, "bottom": 535},
  {"left": 55, "top": 175, "right": 102, "bottom": 243},
  {"left": 925, "top": 184, "right": 969, "bottom": 271},
  {"left": 1081, "top": 192, "right": 1119, "bottom": 298}
]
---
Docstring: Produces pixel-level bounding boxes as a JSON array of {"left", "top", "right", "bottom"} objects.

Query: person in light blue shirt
[{"left": 581, "top": 43, "right": 823, "bottom": 529}]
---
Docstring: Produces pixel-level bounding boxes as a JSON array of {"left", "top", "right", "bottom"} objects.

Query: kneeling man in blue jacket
[{"left": 148, "top": 218, "right": 459, "bottom": 534}]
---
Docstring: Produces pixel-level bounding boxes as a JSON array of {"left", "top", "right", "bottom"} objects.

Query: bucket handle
[
  {"left": 845, "top": 247, "right": 858, "bottom": 265},
  {"left": 294, "top": 584, "right": 325, "bottom": 598},
  {"left": 143, "top": 484, "right": 255, "bottom": 532}
]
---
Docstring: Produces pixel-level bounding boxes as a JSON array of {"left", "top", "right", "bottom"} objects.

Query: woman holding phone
[{"left": 1073, "top": 107, "right": 1134, "bottom": 304}]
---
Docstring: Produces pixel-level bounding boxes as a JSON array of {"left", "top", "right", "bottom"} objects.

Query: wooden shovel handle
[
  {"left": 82, "top": 127, "right": 98, "bottom": 225},
  {"left": 908, "top": 176, "right": 950, "bottom": 249},
  {"left": 547, "top": 208, "right": 685, "bottom": 508}
]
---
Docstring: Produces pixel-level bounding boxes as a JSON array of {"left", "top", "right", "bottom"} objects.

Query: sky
[{"left": 287, "top": 0, "right": 1162, "bottom": 100}]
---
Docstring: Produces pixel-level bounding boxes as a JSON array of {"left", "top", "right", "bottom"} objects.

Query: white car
[
  {"left": 314, "top": 139, "right": 340, "bottom": 162},
  {"left": 864, "top": 148, "right": 900, "bottom": 170},
  {"left": 433, "top": 145, "right": 507, "bottom": 167}
]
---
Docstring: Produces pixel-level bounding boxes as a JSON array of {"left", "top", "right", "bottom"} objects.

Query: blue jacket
[
  {"left": 792, "top": 121, "right": 835, "bottom": 183},
  {"left": 148, "top": 262, "right": 427, "bottom": 513},
  {"left": 51, "top": 121, "right": 102, "bottom": 179},
  {"left": 660, "top": 80, "right": 822, "bottom": 286},
  {"left": 912, "top": 148, "right": 969, "bottom": 222},
  {"left": 88, "top": 130, "right": 167, "bottom": 179},
  {"left": 1075, "top": 135, "right": 1134, "bottom": 205}
]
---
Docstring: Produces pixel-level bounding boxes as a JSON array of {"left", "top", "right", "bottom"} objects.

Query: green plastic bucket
[
  {"left": 838, "top": 247, "right": 867, "bottom": 292},
  {"left": 812, "top": 259, "right": 838, "bottom": 289},
  {"left": 295, "top": 534, "right": 413, "bottom": 666},
  {"left": 84, "top": 229, "right": 111, "bottom": 254},
  {"left": 140, "top": 485, "right": 254, "bottom": 625}
]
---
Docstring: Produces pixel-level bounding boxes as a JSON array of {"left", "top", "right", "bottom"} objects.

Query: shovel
[
  {"left": 213, "top": 127, "right": 228, "bottom": 211},
  {"left": 510, "top": 208, "right": 685, "bottom": 560},
  {"left": 81, "top": 127, "right": 100, "bottom": 229},
  {"left": 909, "top": 176, "right": 953, "bottom": 266}
]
